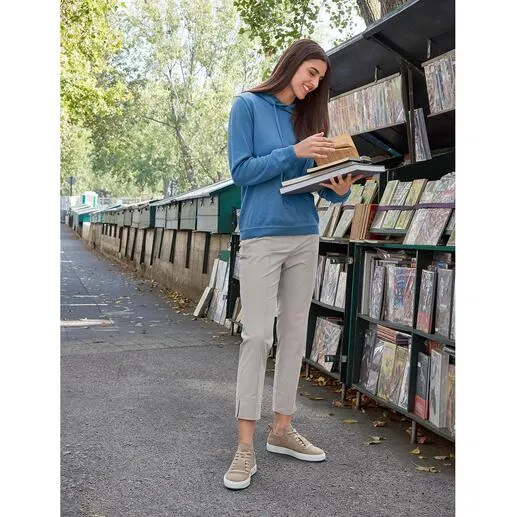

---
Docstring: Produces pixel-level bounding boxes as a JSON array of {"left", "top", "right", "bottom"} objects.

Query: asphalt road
[{"left": 61, "top": 225, "right": 454, "bottom": 517}]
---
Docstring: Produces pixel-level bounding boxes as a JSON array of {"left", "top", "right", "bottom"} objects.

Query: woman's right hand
[{"left": 294, "top": 132, "right": 336, "bottom": 159}]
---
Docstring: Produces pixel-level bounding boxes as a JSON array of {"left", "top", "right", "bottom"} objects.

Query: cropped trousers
[{"left": 235, "top": 234, "right": 319, "bottom": 420}]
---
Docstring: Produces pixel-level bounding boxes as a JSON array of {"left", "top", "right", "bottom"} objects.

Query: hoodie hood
[{"left": 258, "top": 93, "right": 295, "bottom": 114}]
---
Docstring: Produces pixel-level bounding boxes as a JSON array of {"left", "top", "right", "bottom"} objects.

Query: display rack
[{"left": 348, "top": 242, "right": 455, "bottom": 443}]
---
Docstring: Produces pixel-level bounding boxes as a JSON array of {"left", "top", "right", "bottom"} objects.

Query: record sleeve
[
  {"left": 384, "top": 266, "right": 416, "bottom": 326},
  {"left": 368, "top": 264, "right": 385, "bottom": 320},
  {"left": 320, "top": 258, "right": 341, "bottom": 306},
  {"left": 381, "top": 181, "right": 411, "bottom": 229},
  {"left": 370, "top": 180, "right": 399, "bottom": 229},
  {"left": 388, "top": 346, "right": 409, "bottom": 404},
  {"left": 334, "top": 267, "right": 348, "bottom": 308},
  {"left": 435, "top": 268, "right": 454, "bottom": 337},
  {"left": 397, "top": 356, "right": 411, "bottom": 410},
  {"left": 376, "top": 341, "right": 397, "bottom": 400},
  {"left": 414, "top": 352, "right": 431, "bottom": 419},
  {"left": 366, "top": 339, "right": 385, "bottom": 395},
  {"left": 447, "top": 364, "right": 455, "bottom": 434},
  {"left": 359, "top": 324, "right": 377, "bottom": 388},
  {"left": 394, "top": 179, "right": 427, "bottom": 230},
  {"left": 416, "top": 269, "right": 437, "bottom": 333},
  {"left": 429, "top": 349, "right": 449, "bottom": 428}
]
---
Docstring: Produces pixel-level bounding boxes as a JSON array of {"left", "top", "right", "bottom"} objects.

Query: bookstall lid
[{"left": 328, "top": 0, "right": 455, "bottom": 97}]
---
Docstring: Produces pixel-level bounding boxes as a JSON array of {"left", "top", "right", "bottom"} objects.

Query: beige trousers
[{"left": 235, "top": 234, "right": 319, "bottom": 420}]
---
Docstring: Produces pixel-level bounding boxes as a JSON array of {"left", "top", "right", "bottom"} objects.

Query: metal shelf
[
  {"left": 303, "top": 357, "right": 341, "bottom": 382},
  {"left": 358, "top": 314, "right": 413, "bottom": 334},
  {"left": 412, "top": 329, "right": 455, "bottom": 347},
  {"left": 352, "top": 384, "right": 455, "bottom": 443},
  {"left": 312, "top": 298, "right": 345, "bottom": 313}
]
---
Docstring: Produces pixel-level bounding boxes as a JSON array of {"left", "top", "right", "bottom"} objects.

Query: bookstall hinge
[
  {"left": 347, "top": 256, "right": 354, "bottom": 265},
  {"left": 325, "top": 355, "right": 347, "bottom": 364}
]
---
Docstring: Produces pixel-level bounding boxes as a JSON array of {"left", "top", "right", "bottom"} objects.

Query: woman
[{"left": 224, "top": 39, "right": 361, "bottom": 490}]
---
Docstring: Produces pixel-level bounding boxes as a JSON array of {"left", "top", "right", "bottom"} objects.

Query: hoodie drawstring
[{"left": 273, "top": 102, "right": 287, "bottom": 183}]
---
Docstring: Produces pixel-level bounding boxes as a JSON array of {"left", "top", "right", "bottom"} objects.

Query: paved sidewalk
[{"left": 61, "top": 225, "right": 454, "bottom": 517}]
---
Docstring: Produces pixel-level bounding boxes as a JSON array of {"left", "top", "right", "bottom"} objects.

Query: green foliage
[{"left": 60, "top": 0, "right": 128, "bottom": 124}]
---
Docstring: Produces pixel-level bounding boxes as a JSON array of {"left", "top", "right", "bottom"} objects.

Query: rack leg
[
  {"left": 410, "top": 420, "right": 417, "bottom": 444},
  {"left": 341, "top": 385, "right": 346, "bottom": 403},
  {"left": 305, "top": 362, "right": 310, "bottom": 379},
  {"left": 355, "top": 391, "right": 361, "bottom": 410}
]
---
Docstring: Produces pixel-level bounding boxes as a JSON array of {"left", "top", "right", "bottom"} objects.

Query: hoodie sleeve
[{"left": 228, "top": 95, "right": 299, "bottom": 186}]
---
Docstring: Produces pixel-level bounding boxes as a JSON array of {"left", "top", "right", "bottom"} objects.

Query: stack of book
[
  {"left": 310, "top": 316, "right": 344, "bottom": 373},
  {"left": 328, "top": 73, "right": 405, "bottom": 136},
  {"left": 361, "top": 249, "right": 415, "bottom": 318},
  {"left": 358, "top": 323, "right": 411, "bottom": 410},
  {"left": 414, "top": 341, "right": 455, "bottom": 433},
  {"left": 318, "top": 179, "right": 378, "bottom": 238},
  {"left": 313, "top": 254, "right": 348, "bottom": 309},
  {"left": 404, "top": 172, "right": 455, "bottom": 245}
]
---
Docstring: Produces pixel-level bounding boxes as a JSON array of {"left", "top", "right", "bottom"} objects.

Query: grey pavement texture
[{"left": 61, "top": 225, "right": 455, "bottom": 517}]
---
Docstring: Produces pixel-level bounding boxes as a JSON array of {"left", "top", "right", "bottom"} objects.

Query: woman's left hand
[{"left": 319, "top": 173, "right": 364, "bottom": 197}]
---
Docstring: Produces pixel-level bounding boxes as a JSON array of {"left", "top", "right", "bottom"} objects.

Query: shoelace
[
  {"left": 231, "top": 450, "right": 252, "bottom": 472},
  {"left": 287, "top": 428, "right": 311, "bottom": 448}
]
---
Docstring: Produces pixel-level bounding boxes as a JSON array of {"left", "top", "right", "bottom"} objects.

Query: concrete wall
[{"left": 81, "top": 223, "right": 230, "bottom": 301}]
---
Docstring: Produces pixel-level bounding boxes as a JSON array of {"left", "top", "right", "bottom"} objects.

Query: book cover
[
  {"left": 447, "top": 364, "right": 455, "bottom": 434},
  {"left": 384, "top": 266, "right": 415, "bottom": 327},
  {"left": 361, "top": 251, "right": 377, "bottom": 315},
  {"left": 381, "top": 181, "right": 412, "bottom": 229},
  {"left": 359, "top": 324, "right": 377, "bottom": 388},
  {"left": 280, "top": 162, "right": 385, "bottom": 195},
  {"left": 334, "top": 266, "right": 348, "bottom": 308},
  {"left": 388, "top": 345, "right": 409, "bottom": 404},
  {"left": 403, "top": 180, "right": 440, "bottom": 244},
  {"left": 414, "top": 352, "right": 431, "bottom": 419},
  {"left": 394, "top": 178, "right": 427, "bottom": 230},
  {"left": 326, "top": 204, "right": 343, "bottom": 237},
  {"left": 416, "top": 269, "right": 437, "bottom": 333},
  {"left": 313, "top": 255, "right": 325, "bottom": 300},
  {"left": 332, "top": 184, "right": 364, "bottom": 237},
  {"left": 366, "top": 339, "right": 385, "bottom": 395},
  {"left": 362, "top": 179, "right": 378, "bottom": 204},
  {"left": 376, "top": 341, "right": 397, "bottom": 400},
  {"left": 368, "top": 264, "right": 385, "bottom": 320},
  {"left": 429, "top": 349, "right": 449, "bottom": 428},
  {"left": 320, "top": 258, "right": 341, "bottom": 306},
  {"left": 319, "top": 205, "right": 336, "bottom": 236},
  {"left": 435, "top": 268, "right": 455, "bottom": 337},
  {"left": 310, "top": 317, "right": 324, "bottom": 363},
  {"left": 370, "top": 179, "right": 400, "bottom": 229},
  {"left": 397, "top": 356, "right": 411, "bottom": 410},
  {"left": 320, "top": 319, "right": 343, "bottom": 372}
]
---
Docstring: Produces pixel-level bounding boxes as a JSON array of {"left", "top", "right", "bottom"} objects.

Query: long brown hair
[{"left": 247, "top": 39, "right": 331, "bottom": 142}]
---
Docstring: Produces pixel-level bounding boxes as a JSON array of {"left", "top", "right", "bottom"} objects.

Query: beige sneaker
[
  {"left": 266, "top": 424, "right": 326, "bottom": 462},
  {"left": 223, "top": 443, "right": 257, "bottom": 490}
]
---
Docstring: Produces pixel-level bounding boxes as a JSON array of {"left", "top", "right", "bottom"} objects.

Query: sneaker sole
[
  {"left": 266, "top": 443, "right": 326, "bottom": 462},
  {"left": 223, "top": 465, "right": 257, "bottom": 490}
]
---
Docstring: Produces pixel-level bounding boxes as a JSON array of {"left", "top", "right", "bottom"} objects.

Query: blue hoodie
[{"left": 228, "top": 92, "right": 350, "bottom": 241}]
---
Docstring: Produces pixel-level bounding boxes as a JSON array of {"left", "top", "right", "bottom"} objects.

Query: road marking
[{"left": 61, "top": 319, "right": 114, "bottom": 327}]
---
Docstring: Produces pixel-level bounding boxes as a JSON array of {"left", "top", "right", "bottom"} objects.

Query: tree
[{"left": 233, "top": 0, "right": 410, "bottom": 56}]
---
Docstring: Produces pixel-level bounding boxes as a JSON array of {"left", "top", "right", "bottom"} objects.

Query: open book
[{"left": 280, "top": 159, "right": 385, "bottom": 195}]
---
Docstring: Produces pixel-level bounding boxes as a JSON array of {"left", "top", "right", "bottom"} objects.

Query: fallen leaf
[
  {"left": 418, "top": 456, "right": 427, "bottom": 459},
  {"left": 414, "top": 464, "right": 440, "bottom": 473},
  {"left": 361, "top": 408, "right": 366, "bottom": 414},
  {"left": 433, "top": 455, "right": 448, "bottom": 460},
  {"left": 444, "top": 463, "right": 452, "bottom": 467},
  {"left": 410, "top": 448, "right": 421, "bottom": 455},
  {"left": 343, "top": 419, "right": 359, "bottom": 424},
  {"left": 417, "top": 436, "right": 433, "bottom": 444},
  {"left": 307, "top": 396, "right": 324, "bottom": 401},
  {"left": 369, "top": 435, "right": 385, "bottom": 442},
  {"left": 372, "top": 420, "right": 387, "bottom": 427},
  {"left": 332, "top": 400, "right": 344, "bottom": 408}
]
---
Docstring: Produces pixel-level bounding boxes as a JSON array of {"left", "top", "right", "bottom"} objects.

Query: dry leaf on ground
[
  {"left": 433, "top": 455, "right": 448, "bottom": 460},
  {"left": 372, "top": 420, "right": 387, "bottom": 427},
  {"left": 410, "top": 448, "right": 421, "bottom": 455},
  {"left": 343, "top": 419, "right": 359, "bottom": 424},
  {"left": 414, "top": 464, "right": 440, "bottom": 473}
]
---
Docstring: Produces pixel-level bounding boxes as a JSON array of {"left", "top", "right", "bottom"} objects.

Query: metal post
[
  {"left": 355, "top": 391, "right": 361, "bottom": 410},
  {"left": 410, "top": 421, "right": 417, "bottom": 444}
]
